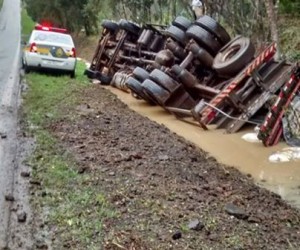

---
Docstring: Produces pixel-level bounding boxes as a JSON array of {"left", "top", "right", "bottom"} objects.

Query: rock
[
  {"left": 36, "top": 239, "right": 48, "bottom": 249},
  {"left": 17, "top": 211, "right": 27, "bottom": 223},
  {"left": 21, "top": 171, "right": 30, "bottom": 178},
  {"left": 224, "top": 203, "right": 248, "bottom": 220},
  {"left": 5, "top": 194, "right": 15, "bottom": 202},
  {"left": 29, "top": 180, "right": 41, "bottom": 186},
  {"left": 247, "top": 216, "right": 261, "bottom": 223},
  {"left": 78, "top": 166, "right": 88, "bottom": 174},
  {"left": 158, "top": 155, "right": 169, "bottom": 161},
  {"left": 0, "top": 132, "right": 7, "bottom": 139},
  {"left": 108, "top": 171, "right": 115, "bottom": 176},
  {"left": 172, "top": 231, "right": 182, "bottom": 240},
  {"left": 188, "top": 219, "right": 204, "bottom": 231}
]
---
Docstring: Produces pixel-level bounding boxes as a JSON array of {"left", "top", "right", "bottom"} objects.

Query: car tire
[
  {"left": 172, "top": 16, "right": 192, "bottom": 31},
  {"left": 119, "top": 19, "right": 141, "bottom": 35},
  {"left": 132, "top": 67, "right": 150, "bottom": 82},
  {"left": 70, "top": 70, "right": 76, "bottom": 78},
  {"left": 142, "top": 79, "right": 170, "bottom": 106},
  {"left": 213, "top": 36, "right": 255, "bottom": 77},
  {"left": 186, "top": 25, "right": 222, "bottom": 56},
  {"left": 165, "top": 25, "right": 187, "bottom": 46},
  {"left": 149, "top": 69, "right": 179, "bottom": 92},
  {"left": 195, "top": 15, "right": 231, "bottom": 46},
  {"left": 101, "top": 20, "right": 119, "bottom": 33}
]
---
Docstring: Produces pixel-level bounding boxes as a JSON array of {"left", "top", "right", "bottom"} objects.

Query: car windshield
[{"left": 32, "top": 31, "right": 73, "bottom": 46}]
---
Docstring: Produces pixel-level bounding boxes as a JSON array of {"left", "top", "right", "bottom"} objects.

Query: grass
[
  {"left": 24, "top": 62, "right": 116, "bottom": 249},
  {"left": 21, "top": 8, "right": 35, "bottom": 36},
  {"left": 21, "top": 7, "right": 116, "bottom": 246},
  {"left": 0, "top": 0, "right": 3, "bottom": 11}
]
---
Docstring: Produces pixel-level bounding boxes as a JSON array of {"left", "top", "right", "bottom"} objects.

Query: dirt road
[{"left": 0, "top": 0, "right": 21, "bottom": 247}]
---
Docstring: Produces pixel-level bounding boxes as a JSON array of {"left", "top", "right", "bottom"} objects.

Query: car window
[{"left": 32, "top": 31, "right": 73, "bottom": 46}]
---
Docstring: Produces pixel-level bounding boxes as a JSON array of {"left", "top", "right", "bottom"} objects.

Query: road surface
[{"left": 0, "top": 0, "right": 21, "bottom": 247}]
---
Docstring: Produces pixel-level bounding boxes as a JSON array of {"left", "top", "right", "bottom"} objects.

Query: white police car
[{"left": 23, "top": 24, "right": 77, "bottom": 77}]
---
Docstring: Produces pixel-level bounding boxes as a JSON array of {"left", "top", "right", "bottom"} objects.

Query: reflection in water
[{"left": 108, "top": 87, "right": 300, "bottom": 209}]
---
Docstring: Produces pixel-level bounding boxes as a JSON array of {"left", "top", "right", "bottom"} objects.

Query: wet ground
[
  {"left": 49, "top": 84, "right": 300, "bottom": 249},
  {"left": 0, "top": 0, "right": 24, "bottom": 248},
  {"left": 108, "top": 87, "right": 300, "bottom": 209}
]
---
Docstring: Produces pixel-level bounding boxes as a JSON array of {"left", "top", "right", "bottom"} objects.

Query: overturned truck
[{"left": 85, "top": 16, "right": 300, "bottom": 147}]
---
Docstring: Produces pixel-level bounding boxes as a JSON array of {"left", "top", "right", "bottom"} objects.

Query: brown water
[{"left": 108, "top": 87, "right": 300, "bottom": 208}]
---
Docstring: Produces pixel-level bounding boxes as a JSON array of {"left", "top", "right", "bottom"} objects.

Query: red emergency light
[{"left": 35, "top": 24, "right": 68, "bottom": 34}]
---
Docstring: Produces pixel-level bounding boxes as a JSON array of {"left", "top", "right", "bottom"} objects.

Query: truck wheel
[
  {"left": 213, "top": 36, "right": 255, "bottom": 77},
  {"left": 186, "top": 25, "right": 222, "bottom": 56},
  {"left": 101, "top": 20, "right": 119, "bottom": 33},
  {"left": 132, "top": 67, "right": 150, "bottom": 82},
  {"left": 95, "top": 71, "right": 112, "bottom": 85},
  {"left": 142, "top": 79, "right": 170, "bottom": 106},
  {"left": 165, "top": 25, "right": 187, "bottom": 46},
  {"left": 119, "top": 19, "right": 141, "bottom": 35},
  {"left": 84, "top": 69, "right": 96, "bottom": 79},
  {"left": 195, "top": 15, "right": 230, "bottom": 46},
  {"left": 149, "top": 69, "right": 179, "bottom": 93},
  {"left": 172, "top": 16, "right": 192, "bottom": 31},
  {"left": 126, "top": 77, "right": 153, "bottom": 103}
]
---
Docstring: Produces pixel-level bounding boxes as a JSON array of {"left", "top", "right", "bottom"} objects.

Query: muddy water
[{"left": 108, "top": 87, "right": 300, "bottom": 208}]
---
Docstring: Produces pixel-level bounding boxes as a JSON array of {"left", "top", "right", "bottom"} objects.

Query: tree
[{"left": 265, "top": 0, "right": 280, "bottom": 59}]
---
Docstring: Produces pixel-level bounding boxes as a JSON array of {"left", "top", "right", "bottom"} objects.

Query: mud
[
  {"left": 49, "top": 85, "right": 300, "bottom": 249},
  {"left": 108, "top": 87, "right": 300, "bottom": 209}
]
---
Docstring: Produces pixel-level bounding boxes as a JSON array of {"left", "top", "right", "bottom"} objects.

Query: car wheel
[
  {"left": 119, "top": 19, "right": 141, "bottom": 35},
  {"left": 101, "top": 20, "right": 119, "bottom": 33},
  {"left": 195, "top": 15, "right": 231, "bottom": 46},
  {"left": 142, "top": 79, "right": 171, "bottom": 106},
  {"left": 149, "top": 69, "right": 179, "bottom": 92},
  {"left": 172, "top": 16, "right": 192, "bottom": 31},
  {"left": 70, "top": 70, "right": 76, "bottom": 78},
  {"left": 186, "top": 25, "right": 222, "bottom": 56},
  {"left": 23, "top": 63, "right": 30, "bottom": 74},
  {"left": 165, "top": 25, "right": 187, "bottom": 46},
  {"left": 132, "top": 67, "right": 150, "bottom": 82},
  {"left": 213, "top": 36, "right": 255, "bottom": 77}
]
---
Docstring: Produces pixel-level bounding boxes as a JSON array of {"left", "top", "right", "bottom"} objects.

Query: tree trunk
[{"left": 265, "top": 0, "right": 280, "bottom": 59}]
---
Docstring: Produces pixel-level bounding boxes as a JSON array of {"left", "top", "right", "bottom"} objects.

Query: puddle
[{"left": 108, "top": 87, "right": 300, "bottom": 209}]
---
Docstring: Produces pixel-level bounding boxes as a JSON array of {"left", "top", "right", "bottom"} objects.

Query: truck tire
[
  {"left": 165, "top": 25, "right": 187, "bottom": 46},
  {"left": 213, "top": 36, "right": 255, "bottom": 77},
  {"left": 101, "top": 20, "right": 119, "bottom": 33},
  {"left": 94, "top": 71, "right": 112, "bottom": 85},
  {"left": 142, "top": 79, "right": 170, "bottom": 106},
  {"left": 126, "top": 77, "right": 153, "bottom": 103},
  {"left": 195, "top": 15, "right": 230, "bottom": 46},
  {"left": 119, "top": 19, "right": 141, "bottom": 35},
  {"left": 172, "top": 16, "right": 192, "bottom": 31},
  {"left": 84, "top": 69, "right": 96, "bottom": 79},
  {"left": 149, "top": 69, "right": 179, "bottom": 92},
  {"left": 133, "top": 67, "right": 150, "bottom": 82},
  {"left": 186, "top": 25, "right": 222, "bottom": 56}
]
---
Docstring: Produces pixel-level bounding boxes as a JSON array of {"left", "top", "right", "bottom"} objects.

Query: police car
[{"left": 23, "top": 24, "right": 77, "bottom": 78}]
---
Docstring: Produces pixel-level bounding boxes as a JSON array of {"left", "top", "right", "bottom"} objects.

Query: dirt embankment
[{"left": 49, "top": 85, "right": 300, "bottom": 249}]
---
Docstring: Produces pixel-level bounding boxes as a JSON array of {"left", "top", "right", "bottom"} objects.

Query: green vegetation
[
  {"left": 21, "top": 8, "right": 35, "bottom": 37},
  {"left": 24, "top": 62, "right": 115, "bottom": 249},
  {"left": 0, "top": 0, "right": 3, "bottom": 10}
]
